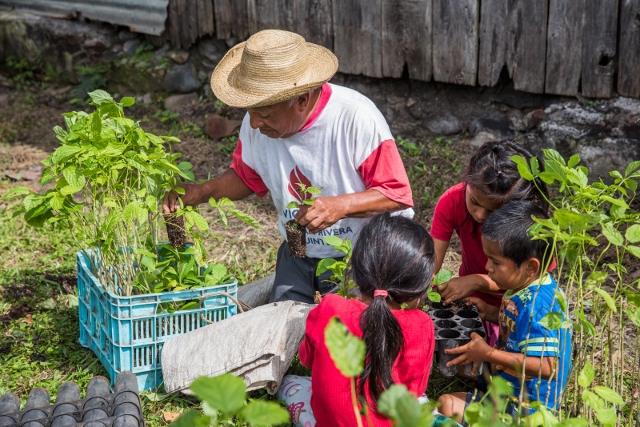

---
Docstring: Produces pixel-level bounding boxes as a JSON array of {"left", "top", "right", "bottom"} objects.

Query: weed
[
  {"left": 154, "top": 109, "right": 180, "bottom": 123},
  {"left": 218, "top": 135, "right": 239, "bottom": 154}
]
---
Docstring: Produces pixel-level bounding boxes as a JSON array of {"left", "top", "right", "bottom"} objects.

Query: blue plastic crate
[{"left": 77, "top": 249, "right": 238, "bottom": 391}]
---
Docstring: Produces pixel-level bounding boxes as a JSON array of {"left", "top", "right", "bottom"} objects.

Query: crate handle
[{"left": 199, "top": 291, "right": 252, "bottom": 324}]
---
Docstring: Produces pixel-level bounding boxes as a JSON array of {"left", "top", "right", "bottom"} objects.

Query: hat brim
[{"left": 210, "top": 41, "right": 338, "bottom": 109}]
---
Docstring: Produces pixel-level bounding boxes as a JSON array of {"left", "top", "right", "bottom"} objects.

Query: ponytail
[{"left": 351, "top": 213, "right": 435, "bottom": 403}]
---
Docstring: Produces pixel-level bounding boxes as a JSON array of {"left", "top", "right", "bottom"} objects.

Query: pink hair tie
[{"left": 373, "top": 290, "right": 388, "bottom": 298}]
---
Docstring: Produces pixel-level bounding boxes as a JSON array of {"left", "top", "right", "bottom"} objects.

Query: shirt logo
[{"left": 288, "top": 166, "right": 313, "bottom": 203}]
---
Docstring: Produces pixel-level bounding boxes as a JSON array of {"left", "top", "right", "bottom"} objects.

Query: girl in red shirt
[
  {"left": 430, "top": 140, "right": 549, "bottom": 346},
  {"left": 292, "top": 213, "right": 436, "bottom": 427}
]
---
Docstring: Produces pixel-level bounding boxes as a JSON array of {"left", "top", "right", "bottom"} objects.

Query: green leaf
[
  {"left": 554, "top": 289, "right": 567, "bottom": 313},
  {"left": 581, "top": 390, "right": 604, "bottom": 411},
  {"left": 1, "top": 186, "right": 31, "bottom": 199},
  {"left": 170, "top": 409, "right": 209, "bottom": 427},
  {"left": 323, "top": 236, "right": 344, "bottom": 247},
  {"left": 190, "top": 374, "right": 246, "bottom": 417},
  {"left": 578, "top": 361, "right": 595, "bottom": 387},
  {"left": 625, "top": 245, "right": 640, "bottom": 259},
  {"left": 217, "top": 197, "right": 235, "bottom": 207},
  {"left": 306, "top": 186, "right": 322, "bottom": 195},
  {"left": 185, "top": 211, "right": 209, "bottom": 232},
  {"left": 240, "top": 401, "right": 290, "bottom": 427},
  {"left": 625, "top": 291, "right": 640, "bottom": 308},
  {"left": 462, "top": 402, "right": 483, "bottom": 426},
  {"left": 378, "top": 384, "right": 431, "bottom": 427},
  {"left": 593, "top": 386, "right": 625, "bottom": 406},
  {"left": 203, "top": 264, "right": 227, "bottom": 286},
  {"left": 595, "top": 408, "right": 617, "bottom": 427},
  {"left": 625, "top": 224, "right": 640, "bottom": 243},
  {"left": 62, "top": 166, "right": 86, "bottom": 188},
  {"left": 625, "top": 160, "right": 640, "bottom": 176},
  {"left": 228, "top": 208, "right": 261, "bottom": 229},
  {"left": 427, "top": 292, "right": 441, "bottom": 303},
  {"left": 432, "top": 269, "right": 453, "bottom": 285},
  {"left": 286, "top": 201, "right": 299, "bottom": 209},
  {"left": 600, "top": 195, "right": 629, "bottom": 209},
  {"left": 120, "top": 96, "right": 135, "bottom": 107},
  {"left": 174, "top": 187, "right": 186, "bottom": 195},
  {"left": 316, "top": 258, "right": 338, "bottom": 276},
  {"left": 51, "top": 145, "right": 82, "bottom": 164},
  {"left": 567, "top": 154, "right": 580, "bottom": 168},
  {"left": 511, "top": 155, "right": 534, "bottom": 180},
  {"left": 537, "top": 171, "right": 557, "bottom": 184},
  {"left": 538, "top": 312, "right": 563, "bottom": 330},
  {"left": 602, "top": 224, "right": 624, "bottom": 246},
  {"left": 543, "top": 149, "right": 567, "bottom": 166},
  {"left": 88, "top": 89, "right": 114, "bottom": 105},
  {"left": 556, "top": 418, "right": 589, "bottom": 427},
  {"left": 593, "top": 287, "right": 617, "bottom": 313},
  {"left": 324, "top": 317, "right": 366, "bottom": 377},
  {"left": 625, "top": 178, "right": 638, "bottom": 192},
  {"left": 530, "top": 156, "right": 540, "bottom": 175}
]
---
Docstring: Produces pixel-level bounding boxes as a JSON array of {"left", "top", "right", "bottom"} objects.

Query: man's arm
[
  {"left": 162, "top": 168, "right": 254, "bottom": 213},
  {"left": 294, "top": 189, "right": 407, "bottom": 234}
]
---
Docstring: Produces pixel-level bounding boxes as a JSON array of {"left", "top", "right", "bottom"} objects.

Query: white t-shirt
[{"left": 231, "top": 83, "right": 413, "bottom": 258}]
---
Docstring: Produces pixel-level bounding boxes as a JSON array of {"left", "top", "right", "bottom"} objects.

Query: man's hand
[
  {"left": 445, "top": 332, "right": 493, "bottom": 374},
  {"left": 162, "top": 183, "right": 203, "bottom": 213},
  {"left": 437, "top": 275, "right": 481, "bottom": 305},
  {"left": 294, "top": 196, "right": 345, "bottom": 234}
]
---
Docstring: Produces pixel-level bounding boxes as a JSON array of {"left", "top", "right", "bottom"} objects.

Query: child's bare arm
[{"left": 445, "top": 334, "right": 557, "bottom": 379}]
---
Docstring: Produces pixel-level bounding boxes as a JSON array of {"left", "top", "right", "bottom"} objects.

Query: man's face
[{"left": 247, "top": 100, "right": 305, "bottom": 139}]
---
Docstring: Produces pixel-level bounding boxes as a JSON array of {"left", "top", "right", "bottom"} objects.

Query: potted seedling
[
  {"left": 285, "top": 183, "right": 321, "bottom": 258},
  {"left": 316, "top": 236, "right": 356, "bottom": 298}
]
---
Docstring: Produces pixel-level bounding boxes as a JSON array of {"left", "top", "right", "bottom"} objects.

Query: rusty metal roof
[{"left": 0, "top": 0, "right": 169, "bottom": 35}]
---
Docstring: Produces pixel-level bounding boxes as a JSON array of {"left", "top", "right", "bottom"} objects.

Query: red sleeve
[
  {"left": 298, "top": 302, "right": 322, "bottom": 369},
  {"left": 430, "top": 184, "right": 463, "bottom": 242},
  {"left": 358, "top": 139, "right": 414, "bottom": 207},
  {"left": 229, "top": 140, "right": 269, "bottom": 197}
]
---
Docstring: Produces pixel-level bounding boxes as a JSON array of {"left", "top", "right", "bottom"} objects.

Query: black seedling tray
[
  {"left": 0, "top": 372, "right": 143, "bottom": 427},
  {"left": 427, "top": 302, "right": 486, "bottom": 377}
]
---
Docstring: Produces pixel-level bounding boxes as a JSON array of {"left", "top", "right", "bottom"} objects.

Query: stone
[
  {"left": 469, "top": 131, "right": 500, "bottom": 148},
  {"left": 118, "top": 29, "right": 136, "bottom": 42},
  {"left": 198, "top": 70, "right": 209, "bottom": 83},
  {"left": 527, "top": 109, "right": 546, "bottom": 129},
  {"left": 506, "top": 109, "right": 526, "bottom": 132},
  {"left": 0, "top": 93, "right": 9, "bottom": 105},
  {"left": 151, "top": 46, "right": 169, "bottom": 64},
  {"left": 204, "top": 114, "right": 243, "bottom": 140},
  {"left": 562, "top": 107, "right": 603, "bottom": 126},
  {"left": 424, "top": 112, "right": 463, "bottom": 136},
  {"left": 123, "top": 39, "right": 141, "bottom": 55},
  {"left": 164, "top": 92, "right": 199, "bottom": 112},
  {"left": 623, "top": 116, "right": 640, "bottom": 140},
  {"left": 468, "top": 115, "right": 512, "bottom": 138},
  {"left": 613, "top": 97, "right": 640, "bottom": 113},
  {"left": 199, "top": 38, "right": 227, "bottom": 63},
  {"left": 83, "top": 37, "right": 109, "bottom": 52},
  {"left": 167, "top": 50, "right": 189, "bottom": 64},
  {"left": 164, "top": 64, "right": 201, "bottom": 94},
  {"left": 225, "top": 36, "right": 240, "bottom": 49},
  {"left": 137, "top": 93, "right": 152, "bottom": 105}
]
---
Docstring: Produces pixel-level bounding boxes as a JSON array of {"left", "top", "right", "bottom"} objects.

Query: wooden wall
[{"left": 167, "top": 0, "right": 640, "bottom": 99}]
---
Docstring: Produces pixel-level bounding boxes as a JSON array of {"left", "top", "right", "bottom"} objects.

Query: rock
[
  {"left": 538, "top": 122, "right": 586, "bottom": 140},
  {"left": 225, "top": 36, "right": 240, "bottom": 49},
  {"left": 561, "top": 107, "right": 603, "bottom": 126},
  {"left": 424, "top": 112, "right": 463, "bottom": 135},
  {"left": 623, "top": 116, "right": 640, "bottom": 139},
  {"left": 199, "top": 38, "right": 228, "bottom": 63},
  {"left": 544, "top": 104, "right": 563, "bottom": 114},
  {"left": 164, "top": 64, "right": 201, "bottom": 94},
  {"left": 468, "top": 115, "right": 512, "bottom": 138},
  {"left": 83, "top": 37, "right": 109, "bottom": 52},
  {"left": 151, "top": 46, "right": 169, "bottom": 64},
  {"left": 134, "top": 61, "right": 149, "bottom": 69},
  {"left": 111, "top": 43, "right": 122, "bottom": 54},
  {"left": 137, "top": 93, "right": 152, "bottom": 105},
  {"left": 506, "top": 109, "right": 526, "bottom": 132},
  {"left": 527, "top": 109, "right": 546, "bottom": 129},
  {"left": 118, "top": 29, "right": 136, "bottom": 42},
  {"left": 198, "top": 70, "right": 209, "bottom": 83},
  {"left": 164, "top": 92, "right": 198, "bottom": 112},
  {"left": 469, "top": 131, "right": 501, "bottom": 148},
  {"left": 0, "top": 93, "right": 9, "bottom": 105},
  {"left": 204, "top": 114, "right": 243, "bottom": 140},
  {"left": 167, "top": 50, "right": 189, "bottom": 64},
  {"left": 613, "top": 97, "right": 640, "bottom": 113},
  {"left": 123, "top": 39, "right": 141, "bottom": 55}
]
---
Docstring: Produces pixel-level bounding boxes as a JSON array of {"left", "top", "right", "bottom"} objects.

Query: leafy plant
[
  {"left": 170, "top": 374, "right": 290, "bottom": 427},
  {"left": 429, "top": 269, "right": 453, "bottom": 303},
  {"left": 511, "top": 149, "right": 640, "bottom": 424},
  {"left": 2, "top": 90, "right": 259, "bottom": 297},
  {"left": 316, "top": 236, "right": 357, "bottom": 297},
  {"left": 286, "top": 183, "right": 321, "bottom": 210}
]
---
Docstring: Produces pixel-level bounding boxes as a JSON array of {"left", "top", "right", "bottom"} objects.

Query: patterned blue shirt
[{"left": 494, "top": 275, "right": 572, "bottom": 409}]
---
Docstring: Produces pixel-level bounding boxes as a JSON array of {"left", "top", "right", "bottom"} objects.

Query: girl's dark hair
[
  {"left": 351, "top": 212, "right": 435, "bottom": 403},
  {"left": 465, "top": 140, "right": 549, "bottom": 212},
  {"left": 481, "top": 200, "right": 550, "bottom": 268}
]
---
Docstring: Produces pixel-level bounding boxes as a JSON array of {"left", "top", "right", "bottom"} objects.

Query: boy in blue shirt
[{"left": 438, "top": 200, "right": 572, "bottom": 424}]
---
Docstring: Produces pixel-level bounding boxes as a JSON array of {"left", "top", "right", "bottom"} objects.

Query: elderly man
[{"left": 163, "top": 29, "right": 414, "bottom": 303}]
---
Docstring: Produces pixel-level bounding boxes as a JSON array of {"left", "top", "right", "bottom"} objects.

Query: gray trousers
[{"left": 269, "top": 241, "right": 341, "bottom": 303}]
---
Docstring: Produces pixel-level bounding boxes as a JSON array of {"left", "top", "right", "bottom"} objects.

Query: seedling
[
  {"left": 429, "top": 269, "right": 453, "bottom": 303},
  {"left": 285, "top": 183, "right": 321, "bottom": 258},
  {"left": 316, "top": 236, "right": 356, "bottom": 298}
]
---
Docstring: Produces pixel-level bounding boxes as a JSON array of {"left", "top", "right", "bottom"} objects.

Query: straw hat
[{"left": 210, "top": 30, "right": 338, "bottom": 109}]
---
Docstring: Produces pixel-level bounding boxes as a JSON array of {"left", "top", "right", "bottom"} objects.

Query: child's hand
[
  {"left": 464, "top": 297, "right": 499, "bottom": 323},
  {"left": 444, "top": 332, "right": 493, "bottom": 372},
  {"left": 436, "top": 276, "right": 477, "bottom": 305}
]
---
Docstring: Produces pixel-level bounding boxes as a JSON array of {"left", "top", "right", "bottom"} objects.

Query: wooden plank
[
  {"left": 432, "top": 0, "right": 478, "bottom": 86},
  {"left": 545, "top": 0, "right": 584, "bottom": 96},
  {"left": 168, "top": 0, "right": 181, "bottom": 48},
  {"left": 618, "top": 0, "right": 640, "bottom": 97},
  {"left": 506, "top": 0, "right": 548, "bottom": 93},
  {"left": 186, "top": 0, "right": 199, "bottom": 46},
  {"left": 477, "top": 0, "right": 508, "bottom": 87},
  {"left": 290, "top": 0, "right": 333, "bottom": 49},
  {"left": 247, "top": 0, "right": 292, "bottom": 33},
  {"left": 381, "top": 0, "right": 432, "bottom": 81},
  {"left": 333, "top": 0, "right": 383, "bottom": 77},
  {"left": 196, "top": 0, "right": 215, "bottom": 37},
  {"left": 581, "top": 0, "right": 617, "bottom": 98},
  {"left": 214, "top": 0, "right": 249, "bottom": 40}
]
